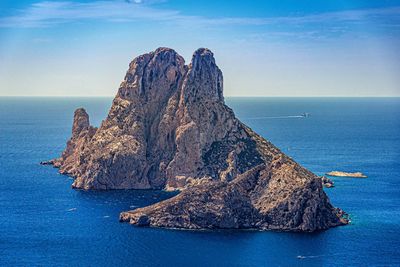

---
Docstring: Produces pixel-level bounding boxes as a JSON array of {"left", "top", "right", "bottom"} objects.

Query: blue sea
[{"left": 1, "top": 97, "right": 399, "bottom": 266}]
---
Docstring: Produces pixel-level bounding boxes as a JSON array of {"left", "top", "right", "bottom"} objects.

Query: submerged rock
[
  {"left": 49, "top": 47, "right": 347, "bottom": 232},
  {"left": 40, "top": 160, "right": 55, "bottom": 165}
]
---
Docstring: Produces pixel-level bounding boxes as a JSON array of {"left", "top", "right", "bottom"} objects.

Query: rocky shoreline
[{"left": 45, "top": 47, "right": 348, "bottom": 232}]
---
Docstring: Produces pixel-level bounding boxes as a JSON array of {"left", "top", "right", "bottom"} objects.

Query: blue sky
[{"left": 0, "top": 0, "right": 399, "bottom": 96}]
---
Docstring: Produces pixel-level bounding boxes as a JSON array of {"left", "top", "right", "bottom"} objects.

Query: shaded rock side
[{"left": 52, "top": 47, "right": 347, "bottom": 231}]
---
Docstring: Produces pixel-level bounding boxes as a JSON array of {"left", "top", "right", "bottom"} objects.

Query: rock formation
[
  {"left": 49, "top": 47, "right": 348, "bottom": 232},
  {"left": 321, "top": 176, "right": 334, "bottom": 188},
  {"left": 326, "top": 171, "right": 367, "bottom": 178}
]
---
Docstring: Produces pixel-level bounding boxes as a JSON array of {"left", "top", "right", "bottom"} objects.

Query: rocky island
[{"left": 47, "top": 47, "right": 348, "bottom": 232}]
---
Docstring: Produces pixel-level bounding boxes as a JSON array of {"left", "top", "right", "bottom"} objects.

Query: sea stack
[{"left": 50, "top": 47, "right": 348, "bottom": 232}]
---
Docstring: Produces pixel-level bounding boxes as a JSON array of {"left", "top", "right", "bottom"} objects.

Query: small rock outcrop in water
[
  {"left": 326, "top": 171, "right": 367, "bottom": 178},
  {"left": 321, "top": 176, "right": 334, "bottom": 188},
  {"left": 49, "top": 47, "right": 348, "bottom": 232}
]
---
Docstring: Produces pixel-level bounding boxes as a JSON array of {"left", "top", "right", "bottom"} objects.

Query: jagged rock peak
[
  {"left": 183, "top": 47, "right": 224, "bottom": 103},
  {"left": 192, "top": 48, "right": 216, "bottom": 66},
  {"left": 155, "top": 47, "right": 178, "bottom": 53},
  {"left": 72, "top": 108, "right": 90, "bottom": 137},
  {"left": 117, "top": 47, "right": 186, "bottom": 101},
  {"left": 116, "top": 47, "right": 223, "bottom": 103}
]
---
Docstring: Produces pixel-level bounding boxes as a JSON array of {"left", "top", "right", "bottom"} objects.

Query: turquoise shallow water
[{"left": 0, "top": 97, "right": 399, "bottom": 266}]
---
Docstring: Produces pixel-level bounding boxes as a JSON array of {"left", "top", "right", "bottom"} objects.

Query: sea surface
[{"left": 1, "top": 97, "right": 399, "bottom": 266}]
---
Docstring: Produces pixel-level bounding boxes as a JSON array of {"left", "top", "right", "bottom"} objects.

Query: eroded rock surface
[{"left": 50, "top": 47, "right": 347, "bottom": 231}]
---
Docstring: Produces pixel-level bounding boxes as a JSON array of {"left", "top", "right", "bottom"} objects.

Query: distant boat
[{"left": 301, "top": 112, "right": 310, "bottom": 118}]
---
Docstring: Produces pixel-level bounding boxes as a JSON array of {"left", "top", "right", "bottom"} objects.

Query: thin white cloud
[
  {"left": 190, "top": 7, "right": 400, "bottom": 27},
  {"left": 0, "top": 1, "right": 399, "bottom": 29},
  {"left": 0, "top": 1, "right": 178, "bottom": 28}
]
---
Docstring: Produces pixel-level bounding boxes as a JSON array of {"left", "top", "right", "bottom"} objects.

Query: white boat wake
[
  {"left": 245, "top": 115, "right": 305, "bottom": 120},
  {"left": 297, "top": 253, "right": 346, "bottom": 260},
  {"left": 297, "top": 255, "right": 323, "bottom": 259}
]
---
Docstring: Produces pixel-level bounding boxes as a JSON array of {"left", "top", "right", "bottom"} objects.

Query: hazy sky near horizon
[{"left": 0, "top": 0, "right": 399, "bottom": 97}]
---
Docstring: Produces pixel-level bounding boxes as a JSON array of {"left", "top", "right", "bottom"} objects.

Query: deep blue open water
[{"left": 1, "top": 97, "right": 399, "bottom": 266}]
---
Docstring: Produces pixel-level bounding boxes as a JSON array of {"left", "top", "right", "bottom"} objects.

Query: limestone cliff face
[{"left": 51, "top": 47, "right": 347, "bottom": 231}]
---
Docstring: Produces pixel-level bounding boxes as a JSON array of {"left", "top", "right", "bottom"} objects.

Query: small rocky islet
[
  {"left": 321, "top": 176, "right": 335, "bottom": 188},
  {"left": 44, "top": 47, "right": 349, "bottom": 232},
  {"left": 326, "top": 171, "right": 367, "bottom": 178}
]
